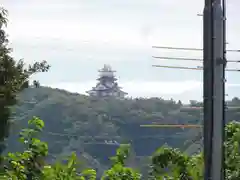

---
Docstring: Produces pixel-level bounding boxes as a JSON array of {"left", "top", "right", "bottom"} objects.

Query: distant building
[{"left": 86, "top": 64, "right": 127, "bottom": 99}]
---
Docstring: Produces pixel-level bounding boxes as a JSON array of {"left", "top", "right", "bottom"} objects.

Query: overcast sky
[{"left": 2, "top": 0, "right": 240, "bottom": 103}]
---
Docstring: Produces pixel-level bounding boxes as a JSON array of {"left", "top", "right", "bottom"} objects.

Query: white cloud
[
  {"left": 7, "top": 20, "right": 148, "bottom": 48},
  {"left": 7, "top": 19, "right": 204, "bottom": 60},
  {"left": 4, "top": 0, "right": 205, "bottom": 52},
  {"left": 5, "top": 0, "right": 239, "bottom": 57}
]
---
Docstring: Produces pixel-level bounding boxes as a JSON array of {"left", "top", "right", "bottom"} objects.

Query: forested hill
[{"left": 6, "top": 86, "right": 240, "bottom": 172}]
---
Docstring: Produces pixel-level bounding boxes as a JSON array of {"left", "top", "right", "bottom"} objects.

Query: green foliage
[
  {"left": 101, "top": 144, "right": 141, "bottom": 180},
  {"left": 42, "top": 153, "right": 96, "bottom": 180},
  {"left": 149, "top": 146, "right": 191, "bottom": 179},
  {"left": 7, "top": 87, "right": 240, "bottom": 173},
  {"left": 148, "top": 121, "right": 240, "bottom": 180},
  {"left": 10, "top": 87, "right": 202, "bottom": 166},
  {"left": 3, "top": 117, "right": 48, "bottom": 179},
  {"left": 148, "top": 147, "right": 203, "bottom": 180},
  {"left": 1, "top": 117, "right": 240, "bottom": 179},
  {"left": 7, "top": 87, "right": 240, "bottom": 175},
  {"left": 0, "top": 117, "right": 97, "bottom": 180},
  {"left": 0, "top": 7, "right": 50, "bottom": 157},
  {"left": 225, "top": 122, "right": 240, "bottom": 180}
]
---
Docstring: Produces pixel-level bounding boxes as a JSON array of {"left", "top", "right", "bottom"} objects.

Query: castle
[{"left": 86, "top": 64, "right": 127, "bottom": 99}]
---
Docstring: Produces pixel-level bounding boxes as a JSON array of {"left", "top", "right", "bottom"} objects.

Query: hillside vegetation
[
  {"left": 6, "top": 87, "right": 240, "bottom": 172},
  {"left": 1, "top": 111, "right": 240, "bottom": 179}
]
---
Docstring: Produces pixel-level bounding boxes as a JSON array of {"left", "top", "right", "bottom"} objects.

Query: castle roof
[{"left": 86, "top": 64, "right": 127, "bottom": 98}]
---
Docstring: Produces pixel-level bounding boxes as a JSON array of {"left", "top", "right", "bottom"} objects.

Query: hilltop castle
[{"left": 86, "top": 64, "right": 127, "bottom": 99}]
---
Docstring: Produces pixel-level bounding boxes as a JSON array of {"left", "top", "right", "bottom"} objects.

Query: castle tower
[{"left": 86, "top": 64, "right": 127, "bottom": 99}]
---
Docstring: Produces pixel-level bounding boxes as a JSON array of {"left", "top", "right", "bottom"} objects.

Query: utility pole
[
  {"left": 222, "top": 0, "right": 226, "bottom": 179},
  {"left": 203, "top": 0, "right": 214, "bottom": 179},
  {"left": 152, "top": 0, "right": 229, "bottom": 178},
  {"left": 212, "top": 0, "right": 224, "bottom": 180},
  {"left": 203, "top": 0, "right": 225, "bottom": 179}
]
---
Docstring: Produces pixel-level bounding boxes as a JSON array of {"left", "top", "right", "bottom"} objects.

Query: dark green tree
[{"left": 0, "top": 7, "right": 50, "bottom": 159}]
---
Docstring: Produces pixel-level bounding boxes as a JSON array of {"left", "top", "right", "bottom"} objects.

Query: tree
[
  {"left": 148, "top": 146, "right": 195, "bottom": 180},
  {"left": 0, "top": 7, "right": 50, "bottom": 159},
  {"left": 101, "top": 144, "right": 141, "bottom": 180},
  {"left": 1, "top": 117, "right": 97, "bottom": 180},
  {"left": 0, "top": 116, "right": 240, "bottom": 179},
  {"left": 224, "top": 121, "right": 240, "bottom": 180},
  {"left": 149, "top": 121, "right": 240, "bottom": 180},
  {"left": 3, "top": 117, "right": 48, "bottom": 179}
]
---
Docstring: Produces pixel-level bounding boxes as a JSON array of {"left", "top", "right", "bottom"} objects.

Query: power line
[
  {"left": 180, "top": 106, "right": 240, "bottom": 110},
  {"left": 152, "top": 56, "right": 240, "bottom": 63},
  {"left": 152, "top": 45, "right": 240, "bottom": 52},
  {"left": 152, "top": 65, "right": 240, "bottom": 72},
  {"left": 152, "top": 65, "right": 201, "bottom": 70}
]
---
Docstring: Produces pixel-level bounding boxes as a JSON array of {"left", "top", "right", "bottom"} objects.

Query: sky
[{"left": 2, "top": 0, "right": 240, "bottom": 103}]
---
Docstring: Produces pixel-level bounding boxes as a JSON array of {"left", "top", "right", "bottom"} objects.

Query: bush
[{"left": 0, "top": 117, "right": 240, "bottom": 180}]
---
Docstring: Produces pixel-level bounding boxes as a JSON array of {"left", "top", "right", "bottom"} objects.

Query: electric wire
[
  {"left": 152, "top": 45, "right": 240, "bottom": 52},
  {"left": 152, "top": 56, "right": 240, "bottom": 63},
  {"left": 152, "top": 65, "right": 240, "bottom": 72}
]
